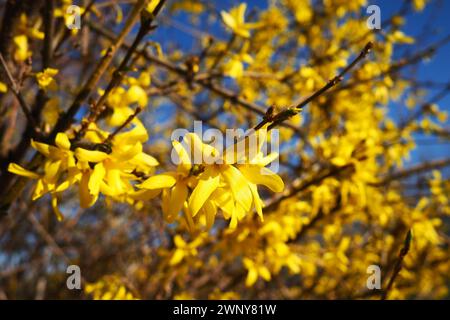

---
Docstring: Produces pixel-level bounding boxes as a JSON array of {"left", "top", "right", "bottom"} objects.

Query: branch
[
  {"left": 0, "top": 52, "right": 41, "bottom": 135},
  {"left": 255, "top": 41, "right": 373, "bottom": 130},
  {"left": 376, "top": 158, "right": 450, "bottom": 185},
  {"left": 47, "top": 0, "right": 150, "bottom": 142},
  {"left": 381, "top": 230, "right": 413, "bottom": 300},
  {"left": 74, "top": 0, "right": 167, "bottom": 140}
]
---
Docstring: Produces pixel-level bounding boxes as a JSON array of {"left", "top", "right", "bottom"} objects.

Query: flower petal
[
  {"left": 75, "top": 148, "right": 109, "bottom": 163},
  {"left": 55, "top": 132, "right": 71, "bottom": 150},
  {"left": 138, "top": 173, "right": 177, "bottom": 190},
  {"left": 188, "top": 167, "right": 220, "bottom": 217},
  {"left": 88, "top": 162, "right": 105, "bottom": 196},
  {"left": 168, "top": 182, "right": 188, "bottom": 217},
  {"left": 239, "top": 165, "right": 284, "bottom": 192},
  {"left": 8, "top": 163, "right": 40, "bottom": 179}
]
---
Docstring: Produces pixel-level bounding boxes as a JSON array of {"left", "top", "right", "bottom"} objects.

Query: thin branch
[
  {"left": 0, "top": 52, "right": 41, "bottom": 135},
  {"left": 381, "top": 230, "right": 413, "bottom": 300},
  {"left": 256, "top": 42, "right": 373, "bottom": 131},
  {"left": 375, "top": 158, "right": 450, "bottom": 185},
  {"left": 74, "top": 0, "right": 167, "bottom": 141},
  {"left": 47, "top": 0, "right": 150, "bottom": 143},
  {"left": 104, "top": 107, "right": 142, "bottom": 144}
]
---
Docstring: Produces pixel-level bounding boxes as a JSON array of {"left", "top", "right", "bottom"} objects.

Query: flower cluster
[
  {"left": 9, "top": 120, "right": 158, "bottom": 220},
  {"left": 137, "top": 127, "right": 284, "bottom": 229}
]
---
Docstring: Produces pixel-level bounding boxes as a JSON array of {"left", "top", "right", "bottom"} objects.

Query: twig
[
  {"left": 42, "top": 0, "right": 55, "bottom": 69},
  {"left": 47, "top": 0, "right": 150, "bottom": 142},
  {"left": 74, "top": 0, "right": 167, "bottom": 140},
  {"left": 0, "top": 52, "right": 41, "bottom": 135},
  {"left": 255, "top": 42, "right": 373, "bottom": 131},
  {"left": 375, "top": 158, "right": 450, "bottom": 185},
  {"left": 381, "top": 229, "right": 413, "bottom": 300},
  {"left": 104, "top": 107, "right": 142, "bottom": 144}
]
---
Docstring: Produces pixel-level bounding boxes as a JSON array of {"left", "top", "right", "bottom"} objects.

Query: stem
[
  {"left": 104, "top": 107, "right": 142, "bottom": 144},
  {"left": 0, "top": 52, "right": 41, "bottom": 135},
  {"left": 381, "top": 230, "right": 413, "bottom": 300},
  {"left": 255, "top": 42, "right": 373, "bottom": 131},
  {"left": 74, "top": 0, "right": 167, "bottom": 140}
]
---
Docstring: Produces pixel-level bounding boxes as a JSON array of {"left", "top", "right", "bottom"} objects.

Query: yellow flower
[
  {"left": 169, "top": 235, "right": 204, "bottom": 266},
  {"left": 85, "top": 275, "right": 137, "bottom": 300},
  {"left": 220, "top": 3, "right": 260, "bottom": 38},
  {"left": 223, "top": 52, "right": 253, "bottom": 78},
  {"left": 12, "top": 14, "right": 45, "bottom": 62},
  {"left": 13, "top": 35, "right": 30, "bottom": 61},
  {"left": 0, "top": 81, "right": 7, "bottom": 93},
  {"left": 136, "top": 139, "right": 194, "bottom": 222},
  {"left": 8, "top": 133, "right": 78, "bottom": 220},
  {"left": 188, "top": 129, "right": 283, "bottom": 228},
  {"left": 36, "top": 68, "right": 59, "bottom": 91},
  {"left": 74, "top": 121, "right": 158, "bottom": 208},
  {"left": 243, "top": 257, "right": 271, "bottom": 287},
  {"left": 42, "top": 97, "right": 61, "bottom": 127}
]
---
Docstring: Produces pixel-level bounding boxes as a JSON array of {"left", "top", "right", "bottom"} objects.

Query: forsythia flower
[
  {"left": 243, "top": 256, "right": 271, "bottom": 287},
  {"left": 13, "top": 14, "right": 45, "bottom": 62},
  {"left": 135, "top": 139, "right": 196, "bottom": 223},
  {"left": 8, "top": 120, "right": 158, "bottom": 219},
  {"left": 169, "top": 235, "right": 204, "bottom": 266},
  {"left": 8, "top": 133, "right": 78, "bottom": 221},
  {"left": 139, "top": 128, "right": 284, "bottom": 229},
  {"left": 103, "top": 73, "right": 151, "bottom": 126},
  {"left": 74, "top": 121, "right": 158, "bottom": 207},
  {"left": 223, "top": 51, "right": 253, "bottom": 78},
  {"left": 13, "top": 35, "right": 30, "bottom": 61},
  {"left": 0, "top": 81, "right": 7, "bottom": 93},
  {"left": 85, "top": 275, "right": 137, "bottom": 300},
  {"left": 220, "top": 3, "right": 260, "bottom": 38},
  {"left": 36, "top": 68, "right": 59, "bottom": 91}
]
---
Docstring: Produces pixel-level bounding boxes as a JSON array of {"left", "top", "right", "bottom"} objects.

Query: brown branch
[
  {"left": 104, "top": 107, "right": 142, "bottom": 144},
  {"left": 256, "top": 41, "right": 373, "bottom": 131},
  {"left": 381, "top": 230, "right": 413, "bottom": 300},
  {"left": 74, "top": 0, "right": 167, "bottom": 141},
  {"left": 47, "top": 0, "right": 150, "bottom": 143},
  {"left": 375, "top": 158, "right": 450, "bottom": 185},
  {"left": 0, "top": 52, "right": 41, "bottom": 135}
]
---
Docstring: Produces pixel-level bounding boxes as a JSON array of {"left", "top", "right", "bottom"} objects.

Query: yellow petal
[
  {"left": 55, "top": 133, "right": 71, "bottom": 150},
  {"left": 44, "top": 160, "right": 61, "bottom": 183},
  {"left": 249, "top": 183, "right": 263, "bottom": 221},
  {"left": 169, "top": 249, "right": 185, "bottom": 266},
  {"left": 221, "top": 165, "right": 252, "bottom": 211},
  {"left": 126, "top": 85, "right": 148, "bottom": 107},
  {"left": 134, "top": 152, "right": 159, "bottom": 167},
  {"left": 105, "top": 168, "right": 124, "bottom": 195},
  {"left": 188, "top": 167, "right": 220, "bottom": 217},
  {"left": 32, "top": 179, "right": 47, "bottom": 200},
  {"left": 202, "top": 200, "right": 217, "bottom": 229},
  {"left": 88, "top": 163, "right": 105, "bottom": 196},
  {"left": 245, "top": 268, "right": 258, "bottom": 287},
  {"left": 128, "top": 189, "right": 161, "bottom": 201},
  {"left": 172, "top": 140, "right": 191, "bottom": 175},
  {"left": 168, "top": 182, "right": 188, "bottom": 217},
  {"left": 138, "top": 173, "right": 176, "bottom": 190},
  {"left": 75, "top": 148, "right": 109, "bottom": 163},
  {"left": 259, "top": 266, "right": 271, "bottom": 281},
  {"left": 79, "top": 171, "right": 97, "bottom": 208},
  {"left": 8, "top": 163, "right": 40, "bottom": 179},
  {"left": 174, "top": 235, "right": 186, "bottom": 248},
  {"left": 220, "top": 11, "right": 237, "bottom": 31},
  {"left": 31, "top": 140, "right": 53, "bottom": 157},
  {"left": 51, "top": 195, "right": 64, "bottom": 221},
  {"left": 238, "top": 165, "right": 284, "bottom": 192},
  {"left": 0, "top": 81, "right": 7, "bottom": 93}
]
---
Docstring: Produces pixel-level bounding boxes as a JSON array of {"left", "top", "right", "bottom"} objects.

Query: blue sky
[{"left": 151, "top": 0, "right": 449, "bottom": 170}]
